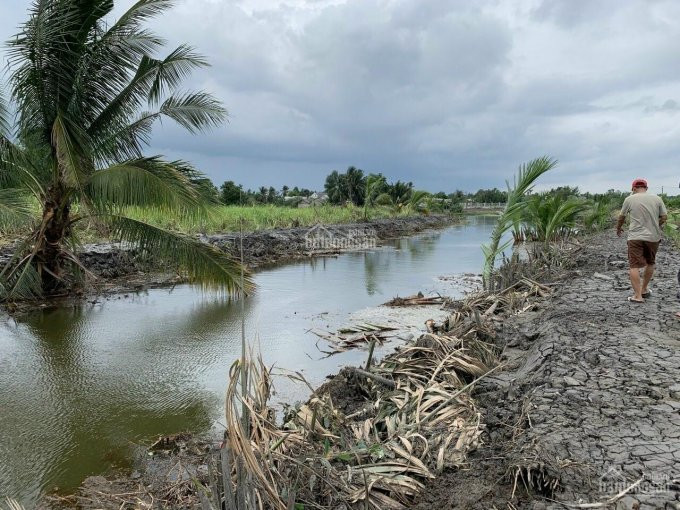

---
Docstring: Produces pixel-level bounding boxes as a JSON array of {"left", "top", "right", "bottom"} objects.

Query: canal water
[{"left": 0, "top": 215, "right": 497, "bottom": 504}]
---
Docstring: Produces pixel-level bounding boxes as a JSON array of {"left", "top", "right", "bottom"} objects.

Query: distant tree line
[
  {"left": 218, "top": 182, "right": 314, "bottom": 206},
  {"left": 213, "top": 168, "right": 515, "bottom": 207},
  {"left": 215, "top": 165, "right": 635, "bottom": 207},
  {"left": 323, "top": 166, "right": 511, "bottom": 208}
]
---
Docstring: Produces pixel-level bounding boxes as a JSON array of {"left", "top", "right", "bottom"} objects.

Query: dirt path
[{"left": 414, "top": 231, "right": 680, "bottom": 509}]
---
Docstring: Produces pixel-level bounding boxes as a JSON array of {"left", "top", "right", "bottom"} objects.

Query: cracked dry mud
[{"left": 414, "top": 230, "right": 680, "bottom": 510}]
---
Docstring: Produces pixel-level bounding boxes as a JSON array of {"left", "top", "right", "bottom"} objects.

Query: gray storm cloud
[{"left": 1, "top": 0, "right": 679, "bottom": 194}]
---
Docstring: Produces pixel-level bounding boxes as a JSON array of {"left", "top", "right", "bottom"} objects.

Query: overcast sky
[{"left": 1, "top": 0, "right": 679, "bottom": 194}]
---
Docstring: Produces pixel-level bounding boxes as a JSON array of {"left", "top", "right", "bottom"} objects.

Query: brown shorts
[{"left": 627, "top": 240, "right": 659, "bottom": 268}]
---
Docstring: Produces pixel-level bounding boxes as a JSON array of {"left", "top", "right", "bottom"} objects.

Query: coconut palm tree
[
  {"left": 522, "top": 194, "right": 587, "bottom": 242},
  {"left": 0, "top": 0, "right": 251, "bottom": 300},
  {"left": 324, "top": 170, "right": 346, "bottom": 204},
  {"left": 388, "top": 180, "right": 413, "bottom": 204},
  {"left": 344, "top": 166, "right": 365, "bottom": 206},
  {"left": 362, "top": 173, "right": 387, "bottom": 220},
  {"left": 482, "top": 156, "right": 557, "bottom": 290}
]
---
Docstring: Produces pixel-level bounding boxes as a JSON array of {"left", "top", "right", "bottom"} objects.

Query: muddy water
[{"left": 0, "top": 215, "right": 496, "bottom": 504}]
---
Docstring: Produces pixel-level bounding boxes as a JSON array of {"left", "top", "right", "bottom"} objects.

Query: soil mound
[{"left": 413, "top": 231, "right": 680, "bottom": 509}]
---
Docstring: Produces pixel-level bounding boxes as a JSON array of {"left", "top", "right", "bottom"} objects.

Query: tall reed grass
[
  {"left": 0, "top": 203, "right": 420, "bottom": 245},
  {"left": 666, "top": 210, "right": 680, "bottom": 249},
  {"left": 122, "top": 204, "right": 412, "bottom": 234}
]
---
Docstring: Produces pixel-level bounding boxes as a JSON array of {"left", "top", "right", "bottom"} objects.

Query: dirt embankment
[
  {"left": 413, "top": 230, "right": 680, "bottom": 509},
  {"left": 44, "top": 228, "right": 680, "bottom": 509},
  {"left": 200, "top": 214, "right": 456, "bottom": 268},
  {"left": 0, "top": 215, "right": 457, "bottom": 301},
  {"left": 43, "top": 215, "right": 456, "bottom": 288}
]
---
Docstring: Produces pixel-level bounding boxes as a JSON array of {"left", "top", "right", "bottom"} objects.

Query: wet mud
[
  {"left": 86, "top": 215, "right": 456, "bottom": 290},
  {"left": 201, "top": 214, "right": 456, "bottom": 268},
  {"left": 42, "top": 229, "right": 680, "bottom": 509},
  {"left": 413, "top": 230, "right": 680, "bottom": 509}
]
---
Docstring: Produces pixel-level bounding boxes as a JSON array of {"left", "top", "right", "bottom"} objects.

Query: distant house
[
  {"left": 283, "top": 195, "right": 303, "bottom": 206},
  {"left": 298, "top": 192, "right": 329, "bottom": 208}
]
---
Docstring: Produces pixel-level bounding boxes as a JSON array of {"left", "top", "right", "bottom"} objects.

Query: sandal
[
  {"left": 628, "top": 296, "right": 645, "bottom": 304},
  {"left": 642, "top": 290, "right": 652, "bottom": 298}
]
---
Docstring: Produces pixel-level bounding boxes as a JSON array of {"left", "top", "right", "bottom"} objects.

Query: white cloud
[{"left": 1, "top": 0, "right": 679, "bottom": 194}]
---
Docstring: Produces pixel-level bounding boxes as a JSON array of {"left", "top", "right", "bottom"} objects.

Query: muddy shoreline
[
  {"left": 412, "top": 231, "right": 680, "bottom": 509},
  {"left": 90, "top": 214, "right": 457, "bottom": 285},
  {"left": 7, "top": 214, "right": 460, "bottom": 311},
  {"left": 43, "top": 228, "right": 680, "bottom": 509}
]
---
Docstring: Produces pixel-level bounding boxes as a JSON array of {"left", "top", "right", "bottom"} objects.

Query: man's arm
[
  {"left": 660, "top": 214, "right": 668, "bottom": 228},
  {"left": 617, "top": 214, "right": 626, "bottom": 237},
  {"left": 617, "top": 197, "right": 630, "bottom": 237}
]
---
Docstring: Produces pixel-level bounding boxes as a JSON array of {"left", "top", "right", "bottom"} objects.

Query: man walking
[{"left": 616, "top": 178, "right": 667, "bottom": 303}]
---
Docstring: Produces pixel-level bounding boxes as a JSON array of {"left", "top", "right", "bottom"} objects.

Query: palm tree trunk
[{"left": 37, "top": 185, "right": 71, "bottom": 293}]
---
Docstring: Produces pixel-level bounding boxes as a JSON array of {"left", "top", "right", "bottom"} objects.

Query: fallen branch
[{"left": 349, "top": 367, "right": 396, "bottom": 389}]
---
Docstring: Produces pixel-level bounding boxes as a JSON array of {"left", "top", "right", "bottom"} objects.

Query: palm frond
[
  {"left": 113, "top": 0, "right": 175, "bottom": 29},
  {"left": 0, "top": 137, "right": 49, "bottom": 199},
  {"left": 0, "top": 141, "right": 46, "bottom": 200},
  {"left": 93, "top": 111, "right": 159, "bottom": 162},
  {"left": 87, "top": 157, "right": 204, "bottom": 215},
  {"left": 483, "top": 156, "right": 557, "bottom": 289},
  {"left": 408, "top": 190, "right": 430, "bottom": 208},
  {"left": 148, "top": 45, "right": 209, "bottom": 104},
  {"left": 0, "top": 252, "right": 42, "bottom": 301},
  {"left": 0, "top": 189, "right": 36, "bottom": 231},
  {"left": 0, "top": 87, "right": 10, "bottom": 136},
  {"left": 74, "top": 2, "right": 172, "bottom": 115},
  {"left": 375, "top": 192, "right": 394, "bottom": 206},
  {"left": 0, "top": 86, "right": 19, "bottom": 187},
  {"left": 160, "top": 92, "right": 226, "bottom": 134},
  {"left": 544, "top": 199, "right": 587, "bottom": 241},
  {"left": 4, "top": 497, "right": 27, "bottom": 510},
  {"left": 103, "top": 215, "right": 252, "bottom": 294},
  {"left": 52, "top": 114, "right": 90, "bottom": 189},
  {"left": 9, "top": 0, "right": 89, "bottom": 135},
  {"left": 83, "top": 0, "right": 172, "bottom": 81},
  {"left": 73, "top": 32, "right": 162, "bottom": 127},
  {"left": 87, "top": 44, "right": 210, "bottom": 139}
]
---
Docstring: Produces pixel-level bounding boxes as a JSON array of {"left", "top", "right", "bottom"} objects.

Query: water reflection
[
  {"left": 0, "top": 297, "right": 247, "bottom": 502},
  {"left": 0, "top": 216, "right": 498, "bottom": 505}
]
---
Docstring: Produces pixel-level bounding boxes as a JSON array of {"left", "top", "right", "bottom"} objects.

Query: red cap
[{"left": 632, "top": 178, "right": 648, "bottom": 189}]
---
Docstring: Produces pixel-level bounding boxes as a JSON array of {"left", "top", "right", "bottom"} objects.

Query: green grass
[
  {"left": 120, "top": 204, "right": 417, "bottom": 234},
  {"left": 666, "top": 209, "right": 680, "bottom": 249},
  {"left": 0, "top": 202, "right": 454, "bottom": 247}
]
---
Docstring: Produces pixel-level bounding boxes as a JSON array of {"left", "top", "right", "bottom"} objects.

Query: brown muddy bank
[
  {"left": 200, "top": 214, "right": 458, "bottom": 268},
  {"left": 82, "top": 215, "right": 458, "bottom": 290},
  {"left": 1, "top": 214, "right": 459, "bottom": 311},
  {"left": 43, "top": 228, "right": 680, "bottom": 510},
  {"left": 412, "top": 231, "right": 680, "bottom": 509}
]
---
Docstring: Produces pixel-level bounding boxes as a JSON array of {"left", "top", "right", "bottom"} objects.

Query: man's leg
[
  {"left": 642, "top": 264, "right": 655, "bottom": 295},
  {"left": 629, "top": 268, "right": 643, "bottom": 301},
  {"left": 627, "top": 240, "right": 645, "bottom": 301}
]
